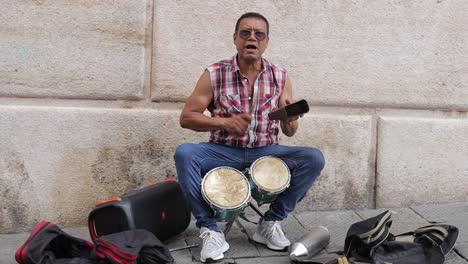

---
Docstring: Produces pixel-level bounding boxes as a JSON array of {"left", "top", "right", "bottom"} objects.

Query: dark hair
[{"left": 235, "top": 12, "right": 269, "bottom": 35}]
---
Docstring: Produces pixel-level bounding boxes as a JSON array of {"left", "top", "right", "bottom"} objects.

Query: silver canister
[{"left": 289, "top": 226, "right": 330, "bottom": 259}]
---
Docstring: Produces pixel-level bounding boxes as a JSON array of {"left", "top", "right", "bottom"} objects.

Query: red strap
[{"left": 15, "top": 221, "right": 53, "bottom": 264}]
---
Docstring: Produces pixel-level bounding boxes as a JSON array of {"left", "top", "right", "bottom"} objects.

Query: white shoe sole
[
  {"left": 252, "top": 232, "right": 290, "bottom": 251},
  {"left": 200, "top": 242, "right": 230, "bottom": 263}
]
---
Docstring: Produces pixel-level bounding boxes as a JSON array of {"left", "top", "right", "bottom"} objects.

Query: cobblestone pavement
[{"left": 1, "top": 202, "right": 467, "bottom": 264}]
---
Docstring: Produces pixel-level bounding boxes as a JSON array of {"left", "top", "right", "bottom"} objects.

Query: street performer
[{"left": 174, "top": 12, "right": 325, "bottom": 263}]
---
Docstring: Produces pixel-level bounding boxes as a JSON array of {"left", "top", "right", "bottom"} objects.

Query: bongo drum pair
[{"left": 201, "top": 156, "right": 291, "bottom": 221}]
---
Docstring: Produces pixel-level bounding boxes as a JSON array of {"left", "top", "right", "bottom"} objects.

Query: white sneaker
[
  {"left": 252, "top": 218, "right": 291, "bottom": 250},
  {"left": 199, "top": 227, "right": 230, "bottom": 262}
]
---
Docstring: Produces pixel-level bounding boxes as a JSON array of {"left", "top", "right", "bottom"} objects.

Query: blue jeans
[{"left": 174, "top": 142, "right": 325, "bottom": 232}]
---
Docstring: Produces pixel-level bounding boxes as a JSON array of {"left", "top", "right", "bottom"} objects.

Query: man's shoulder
[
  {"left": 264, "top": 58, "right": 287, "bottom": 75},
  {"left": 206, "top": 58, "right": 234, "bottom": 71}
]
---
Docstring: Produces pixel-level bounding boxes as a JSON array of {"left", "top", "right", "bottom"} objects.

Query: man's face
[{"left": 233, "top": 17, "right": 269, "bottom": 63}]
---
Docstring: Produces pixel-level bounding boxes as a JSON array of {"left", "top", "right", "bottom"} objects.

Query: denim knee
[
  {"left": 302, "top": 147, "right": 326, "bottom": 173},
  {"left": 174, "top": 143, "right": 197, "bottom": 162}
]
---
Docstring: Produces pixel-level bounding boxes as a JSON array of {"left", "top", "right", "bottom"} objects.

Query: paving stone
[
  {"left": 411, "top": 202, "right": 468, "bottom": 222},
  {"left": 446, "top": 250, "right": 468, "bottom": 264},
  {"left": 164, "top": 232, "right": 193, "bottom": 263},
  {"left": 355, "top": 208, "right": 430, "bottom": 235},
  {"left": 0, "top": 233, "right": 29, "bottom": 264},
  {"left": 455, "top": 242, "right": 468, "bottom": 261},
  {"left": 294, "top": 210, "right": 363, "bottom": 229},
  {"left": 294, "top": 210, "right": 363, "bottom": 252},
  {"left": 235, "top": 256, "right": 291, "bottom": 264},
  {"left": 224, "top": 222, "right": 260, "bottom": 259},
  {"left": 412, "top": 202, "right": 468, "bottom": 242},
  {"left": 183, "top": 220, "right": 200, "bottom": 238}
]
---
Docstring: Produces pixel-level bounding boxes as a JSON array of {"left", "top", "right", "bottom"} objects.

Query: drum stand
[{"left": 223, "top": 201, "right": 264, "bottom": 236}]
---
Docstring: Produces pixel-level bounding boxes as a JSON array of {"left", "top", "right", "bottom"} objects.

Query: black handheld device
[{"left": 268, "top": 99, "right": 309, "bottom": 120}]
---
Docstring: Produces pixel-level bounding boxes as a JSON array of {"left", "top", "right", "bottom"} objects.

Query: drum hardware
[
  {"left": 223, "top": 201, "right": 264, "bottom": 235},
  {"left": 169, "top": 243, "right": 199, "bottom": 252}
]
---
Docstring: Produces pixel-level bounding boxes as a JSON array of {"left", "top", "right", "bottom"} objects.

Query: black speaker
[{"left": 88, "top": 179, "right": 191, "bottom": 242}]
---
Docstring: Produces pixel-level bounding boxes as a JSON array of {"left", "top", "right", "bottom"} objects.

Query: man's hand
[
  {"left": 280, "top": 99, "right": 299, "bottom": 137},
  {"left": 223, "top": 113, "right": 253, "bottom": 136}
]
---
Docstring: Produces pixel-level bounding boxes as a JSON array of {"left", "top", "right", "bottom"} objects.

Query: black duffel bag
[{"left": 344, "top": 211, "right": 458, "bottom": 264}]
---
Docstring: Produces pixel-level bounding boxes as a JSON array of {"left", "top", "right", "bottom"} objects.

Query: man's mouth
[{"left": 245, "top": 44, "right": 257, "bottom": 51}]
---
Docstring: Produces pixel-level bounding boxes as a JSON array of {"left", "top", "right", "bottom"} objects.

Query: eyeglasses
[{"left": 238, "top": 29, "right": 267, "bottom": 41}]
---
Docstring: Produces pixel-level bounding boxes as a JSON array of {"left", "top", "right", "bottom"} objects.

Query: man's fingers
[
  {"left": 337, "top": 257, "right": 349, "bottom": 264},
  {"left": 238, "top": 113, "right": 253, "bottom": 121}
]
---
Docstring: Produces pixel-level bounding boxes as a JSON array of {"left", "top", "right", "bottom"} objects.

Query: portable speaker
[{"left": 88, "top": 178, "right": 191, "bottom": 241}]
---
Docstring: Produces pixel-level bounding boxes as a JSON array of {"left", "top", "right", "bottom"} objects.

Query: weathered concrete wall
[
  {"left": 0, "top": 0, "right": 151, "bottom": 99},
  {"left": 1, "top": 0, "right": 467, "bottom": 233},
  {"left": 377, "top": 110, "right": 468, "bottom": 207}
]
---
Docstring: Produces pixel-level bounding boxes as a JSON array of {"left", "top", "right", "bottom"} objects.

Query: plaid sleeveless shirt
[{"left": 207, "top": 55, "right": 287, "bottom": 148}]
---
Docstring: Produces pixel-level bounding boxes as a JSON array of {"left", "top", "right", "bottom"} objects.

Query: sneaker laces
[
  {"left": 200, "top": 230, "right": 224, "bottom": 249},
  {"left": 264, "top": 221, "right": 286, "bottom": 240}
]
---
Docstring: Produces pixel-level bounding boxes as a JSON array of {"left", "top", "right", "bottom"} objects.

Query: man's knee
[
  {"left": 174, "top": 143, "right": 198, "bottom": 162},
  {"left": 302, "top": 147, "right": 325, "bottom": 172}
]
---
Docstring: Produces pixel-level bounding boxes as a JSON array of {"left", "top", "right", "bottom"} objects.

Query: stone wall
[{"left": 1, "top": 0, "right": 467, "bottom": 233}]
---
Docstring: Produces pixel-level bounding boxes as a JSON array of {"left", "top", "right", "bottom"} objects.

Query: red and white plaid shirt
[{"left": 207, "top": 55, "right": 287, "bottom": 148}]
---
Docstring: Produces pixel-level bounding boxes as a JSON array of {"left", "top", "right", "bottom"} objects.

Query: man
[{"left": 174, "top": 12, "right": 325, "bottom": 262}]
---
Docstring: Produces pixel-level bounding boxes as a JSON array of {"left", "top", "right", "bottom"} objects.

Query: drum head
[
  {"left": 251, "top": 156, "right": 290, "bottom": 193},
  {"left": 202, "top": 167, "right": 250, "bottom": 209}
]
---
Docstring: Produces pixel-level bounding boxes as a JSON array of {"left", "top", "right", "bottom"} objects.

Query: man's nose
[{"left": 247, "top": 30, "right": 257, "bottom": 41}]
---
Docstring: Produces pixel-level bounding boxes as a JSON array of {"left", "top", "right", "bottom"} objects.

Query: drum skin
[
  {"left": 201, "top": 167, "right": 251, "bottom": 221},
  {"left": 248, "top": 156, "right": 291, "bottom": 205}
]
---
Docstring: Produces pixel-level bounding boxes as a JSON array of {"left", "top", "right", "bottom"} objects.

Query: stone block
[
  {"left": 151, "top": 0, "right": 468, "bottom": 110},
  {"left": 377, "top": 115, "right": 468, "bottom": 207},
  {"left": 280, "top": 112, "right": 375, "bottom": 211},
  {"left": 0, "top": 0, "right": 150, "bottom": 99},
  {"left": 0, "top": 106, "right": 207, "bottom": 233}
]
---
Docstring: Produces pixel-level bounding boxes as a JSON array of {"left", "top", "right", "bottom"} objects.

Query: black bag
[
  {"left": 88, "top": 179, "right": 191, "bottom": 242},
  {"left": 16, "top": 221, "right": 174, "bottom": 264},
  {"left": 15, "top": 221, "right": 96, "bottom": 264},
  {"left": 344, "top": 210, "right": 393, "bottom": 261},
  {"left": 344, "top": 211, "right": 459, "bottom": 264},
  {"left": 93, "top": 229, "right": 174, "bottom": 264}
]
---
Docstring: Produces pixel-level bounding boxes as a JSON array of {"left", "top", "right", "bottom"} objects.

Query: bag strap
[
  {"left": 357, "top": 211, "right": 392, "bottom": 241},
  {"left": 15, "top": 221, "right": 54, "bottom": 264}
]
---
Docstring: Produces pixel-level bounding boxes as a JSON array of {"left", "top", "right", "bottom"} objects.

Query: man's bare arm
[
  {"left": 180, "top": 70, "right": 252, "bottom": 135},
  {"left": 278, "top": 77, "right": 299, "bottom": 137}
]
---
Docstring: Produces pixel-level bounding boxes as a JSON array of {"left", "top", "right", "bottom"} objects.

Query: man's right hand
[{"left": 223, "top": 113, "right": 253, "bottom": 136}]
